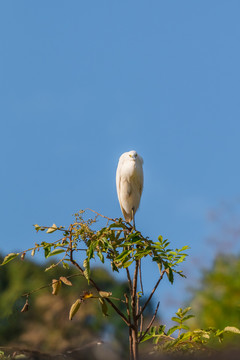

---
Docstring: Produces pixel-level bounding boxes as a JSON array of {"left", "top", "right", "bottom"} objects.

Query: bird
[{"left": 116, "top": 150, "right": 144, "bottom": 229}]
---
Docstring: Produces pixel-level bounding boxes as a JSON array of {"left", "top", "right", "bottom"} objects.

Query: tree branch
[
  {"left": 139, "top": 306, "right": 143, "bottom": 338},
  {"left": 126, "top": 267, "right": 133, "bottom": 293},
  {"left": 138, "top": 260, "right": 144, "bottom": 295},
  {"left": 139, "top": 301, "right": 160, "bottom": 343},
  {"left": 70, "top": 257, "right": 130, "bottom": 326},
  {"left": 137, "top": 270, "right": 166, "bottom": 320},
  {"left": 131, "top": 260, "right": 139, "bottom": 321},
  {"left": 125, "top": 294, "right": 133, "bottom": 360}
]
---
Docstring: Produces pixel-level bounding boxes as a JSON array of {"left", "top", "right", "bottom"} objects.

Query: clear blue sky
[{"left": 1, "top": 1, "right": 240, "bottom": 324}]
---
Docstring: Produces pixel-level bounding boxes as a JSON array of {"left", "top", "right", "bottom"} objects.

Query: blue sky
[{"left": 1, "top": 1, "right": 240, "bottom": 324}]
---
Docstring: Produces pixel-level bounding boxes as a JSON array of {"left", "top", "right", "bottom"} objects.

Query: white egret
[{"left": 116, "top": 150, "right": 144, "bottom": 228}]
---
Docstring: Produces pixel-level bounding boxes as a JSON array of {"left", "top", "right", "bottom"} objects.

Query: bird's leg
[
  {"left": 132, "top": 208, "right": 144, "bottom": 296},
  {"left": 132, "top": 208, "right": 135, "bottom": 231}
]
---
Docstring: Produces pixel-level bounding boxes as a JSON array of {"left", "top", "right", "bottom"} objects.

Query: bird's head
[
  {"left": 128, "top": 150, "right": 138, "bottom": 160},
  {"left": 127, "top": 150, "right": 143, "bottom": 164}
]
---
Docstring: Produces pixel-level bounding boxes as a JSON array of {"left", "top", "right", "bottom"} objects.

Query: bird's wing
[
  {"left": 116, "top": 172, "right": 132, "bottom": 221},
  {"left": 116, "top": 161, "right": 121, "bottom": 202},
  {"left": 116, "top": 156, "right": 133, "bottom": 222},
  {"left": 137, "top": 159, "right": 144, "bottom": 196}
]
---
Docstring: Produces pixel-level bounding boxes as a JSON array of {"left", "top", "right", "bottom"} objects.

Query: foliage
[
  {"left": 188, "top": 254, "right": 240, "bottom": 336},
  {"left": 0, "top": 254, "right": 129, "bottom": 353},
  {"left": 0, "top": 351, "right": 10, "bottom": 360},
  {"left": 0, "top": 210, "right": 189, "bottom": 360},
  {"left": 141, "top": 307, "right": 240, "bottom": 355},
  {"left": 2, "top": 210, "right": 240, "bottom": 358}
]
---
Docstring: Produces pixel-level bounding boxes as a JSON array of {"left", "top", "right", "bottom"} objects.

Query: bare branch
[
  {"left": 139, "top": 301, "right": 160, "bottom": 343},
  {"left": 124, "top": 294, "right": 133, "bottom": 360},
  {"left": 85, "top": 208, "right": 117, "bottom": 222},
  {"left": 139, "top": 306, "right": 143, "bottom": 337},
  {"left": 126, "top": 267, "right": 133, "bottom": 293},
  {"left": 137, "top": 270, "right": 166, "bottom": 320},
  {"left": 22, "top": 273, "right": 81, "bottom": 298},
  {"left": 138, "top": 260, "right": 144, "bottom": 295},
  {"left": 131, "top": 260, "right": 139, "bottom": 321},
  {"left": 70, "top": 257, "right": 130, "bottom": 326}
]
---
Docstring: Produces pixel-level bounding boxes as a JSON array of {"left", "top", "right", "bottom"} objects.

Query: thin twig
[
  {"left": 139, "top": 306, "right": 143, "bottom": 338},
  {"left": 125, "top": 294, "right": 133, "bottom": 360},
  {"left": 136, "top": 293, "right": 139, "bottom": 318},
  {"left": 22, "top": 273, "right": 81, "bottom": 297},
  {"left": 85, "top": 208, "right": 133, "bottom": 231},
  {"left": 139, "top": 302, "right": 160, "bottom": 342},
  {"left": 138, "top": 259, "right": 144, "bottom": 295},
  {"left": 85, "top": 208, "right": 117, "bottom": 222},
  {"left": 70, "top": 255, "right": 130, "bottom": 326},
  {"left": 126, "top": 267, "right": 133, "bottom": 293},
  {"left": 131, "top": 260, "right": 139, "bottom": 317},
  {"left": 137, "top": 270, "right": 166, "bottom": 320}
]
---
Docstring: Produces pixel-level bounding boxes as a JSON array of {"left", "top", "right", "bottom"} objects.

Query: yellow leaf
[
  {"left": 99, "top": 291, "right": 112, "bottom": 298},
  {"left": 46, "top": 224, "right": 58, "bottom": 233},
  {"left": 59, "top": 276, "right": 72, "bottom": 286},
  {"left": 69, "top": 299, "right": 81, "bottom": 320},
  {"left": 52, "top": 279, "right": 61, "bottom": 295},
  {"left": 83, "top": 291, "right": 93, "bottom": 299},
  {"left": 21, "top": 299, "right": 29, "bottom": 313}
]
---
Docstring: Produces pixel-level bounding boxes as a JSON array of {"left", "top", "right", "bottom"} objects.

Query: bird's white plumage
[{"left": 116, "top": 150, "right": 144, "bottom": 222}]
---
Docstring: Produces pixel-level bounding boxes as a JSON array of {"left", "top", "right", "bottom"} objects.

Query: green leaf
[
  {"left": 115, "top": 249, "right": 131, "bottom": 261},
  {"left": 166, "top": 267, "right": 174, "bottom": 284},
  {"left": 157, "top": 325, "right": 166, "bottom": 334},
  {"left": 181, "top": 307, "right": 192, "bottom": 316},
  {"left": 140, "top": 333, "right": 154, "bottom": 343},
  {"left": 109, "top": 222, "right": 126, "bottom": 229},
  {"left": 171, "top": 317, "right": 182, "bottom": 324},
  {"left": 150, "top": 326, "right": 157, "bottom": 334},
  {"left": 123, "top": 260, "right": 133, "bottom": 268},
  {"left": 1, "top": 252, "right": 19, "bottom": 266},
  {"left": 181, "top": 324, "right": 190, "bottom": 331},
  {"left": 43, "top": 245, "right": 51, "bottom": 258},
  {"left": 97, "top": 251, "right": 104, "bottom": 263},
  {"left": 47, "top": 249, "right": 65, "bottom": 257},
  {"left": 62, "top": 261, "right": 70, "bottom": 269},
  {"left": 111, "top": 262, "right": 119, "bottom": 272},
  {"left": 167, "top": 325, "right": 180, "bottom": 336},
  {"left": 87, "top": 243, "right": 95, "bottom": 259},
  {"left": 176, "top": 255, "right": 187, "bottom": 264},
  {"left": 99, "top": 298, "right": 108, "bottom": 316},
  {"left": 180, "top": 245, "right": 190, "bottom": 251},
  {"left": 176, "top": 308, "right": 182, "bottom": 316},
  {"left": 182, "top": 314, "right": 195, "bottom": 321}
]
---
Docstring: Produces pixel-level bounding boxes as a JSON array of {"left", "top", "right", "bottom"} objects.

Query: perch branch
[
  {"left": 139, "top": 301, "right": 160, "bottom": 342},
  {"left": 137, "top": 270, "right": 166, "bottom": 320}
]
